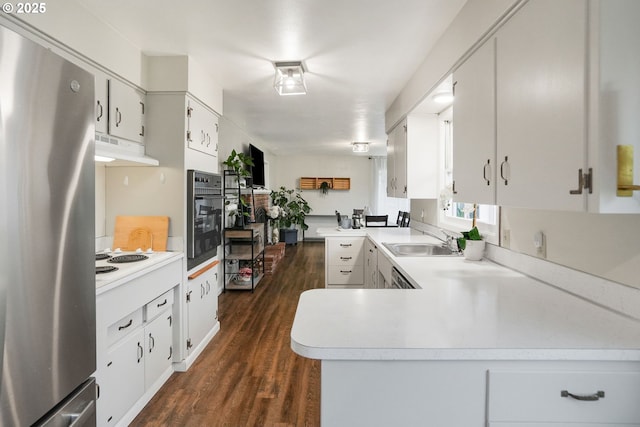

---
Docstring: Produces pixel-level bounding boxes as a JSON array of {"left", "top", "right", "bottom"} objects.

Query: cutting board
[{"left": 113, "top": 216, "right": 169, "bottom": 251}]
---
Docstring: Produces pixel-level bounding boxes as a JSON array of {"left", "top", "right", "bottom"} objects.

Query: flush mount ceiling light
[
  {"left": 432, "top": 91, "right": 454, "bottom": 104},
  {"left": 273, "top": 61, "right": 307, "bottom": 96},
  {"left": 352, "top": 142, "right": 369, "bottom": 153}
]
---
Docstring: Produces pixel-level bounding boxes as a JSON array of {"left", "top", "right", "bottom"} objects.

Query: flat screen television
[{"left": 248, "top": 144, "right": 265, "bottom": 187}]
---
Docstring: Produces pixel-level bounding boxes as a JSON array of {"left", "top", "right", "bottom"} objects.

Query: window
[{"left": 438, "top": 107, "right": 498, "bottom": 242}]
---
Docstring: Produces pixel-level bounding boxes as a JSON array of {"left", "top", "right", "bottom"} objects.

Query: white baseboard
[{"left": 173, "top": 321, "right": 220, "bottom": 372}]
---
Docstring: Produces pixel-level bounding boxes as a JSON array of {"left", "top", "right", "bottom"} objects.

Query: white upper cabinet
[
  {"left": 108, "top": 79, "right": 146, "bottom": 144},
  {"left": 452, "top": 39, "right": 496, "bottom": 205},
  {"left": 452, "top": 0, "right": 640, "bottom": 213},
  {"left": 587, "top": 0, "right": 640, "bottom": 213},
  {"left": 187, "top": 97, "right": 219, "bottom": 158},
  {"left": 495, "top": 0, "right": 587, "bottom": 211},
  {"left": 95, "top": 72, "right": 108, "bottom": 134},
  {"left": 387, "top": 115, "right": 439, "bottom": 199}
]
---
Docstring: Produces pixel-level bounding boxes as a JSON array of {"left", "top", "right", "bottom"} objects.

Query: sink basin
[{"left": 382, "top": 242, "right": 457, "bottom": 257}]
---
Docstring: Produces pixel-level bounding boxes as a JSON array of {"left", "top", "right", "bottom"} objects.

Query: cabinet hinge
[
  {"left": 186, "top": 290, "right": 192, "bottom": 303},
  {"left": 569, "top": 168, "right": 593, "bottom": 195},
  {"left": 186, "top": 339, "right": 192, "bottom": 349}
]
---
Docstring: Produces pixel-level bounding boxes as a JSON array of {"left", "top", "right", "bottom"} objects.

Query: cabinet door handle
[
  {"left": 483, "top": 159, "right": 491, "bottom": 186},
  {"left": 167, "top": 346, "right": 173, "bottom": 360},
  {"left": 206, "top": 280, "right": 211, "bottom": 294},
  {"left": 139, "top": 125, "right": 145, "bottom": 137},
  {"left": 500, "top": 156, "right": 509, "bottom": 185},
  {"left": 115, "top": 108, "right": 122, "bottom": 126},
  {"left": 215, "top": 123, "right": 219, "bottom": 133},
  {"left": 148, "top": 333, "right": 155, "bottom": 353},
  {"left": 137, "top": 342, "right": 143, "bottom": 363},
  {"left": 167, "top": 315, "right": 172, "bottom": 327},
  {"left": 452, "top": 180, "right": 458, "bottom": 195},
  {"left": 118, "top": 319, "right": 132, "bottom": 330},
  {"left": 156, "top": 299, "right": 168, "bottom": 308},
  {"left": 140, "top": 101, "right": 145, "bottom": 114},
  {"left": 96, "top": 100, "right": 103, "bottom": 121},
  {"left": 561, "top": 390, "right": 605, "bottom": 401}
]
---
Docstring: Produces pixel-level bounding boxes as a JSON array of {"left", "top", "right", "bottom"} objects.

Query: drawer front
[
  {"left": 488, "top": 370, "right": 640, "bottom": 424},
  {"left": 327, "top": 238, "right": 364, "bottom": 264},
  {"left": 107, "top": 307, "right": 143, "bottom": 347},
  {"left": 145, "top": 289, "right": 174, "bottom": 322},
  {"left": 328, "top": 264, "right": 364, "bottom": 285}
]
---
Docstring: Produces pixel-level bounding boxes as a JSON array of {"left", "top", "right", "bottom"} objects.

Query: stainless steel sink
[{"left": 382, "top": 242, "right": 458, "bottom": 257}]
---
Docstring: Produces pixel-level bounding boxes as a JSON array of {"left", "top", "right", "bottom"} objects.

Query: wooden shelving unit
[
  {"left": 223, "top": 223, "right": 265, "bottom": 292},
  {"left": 299, "top": 177, "right": 351, "bottom": 190}
]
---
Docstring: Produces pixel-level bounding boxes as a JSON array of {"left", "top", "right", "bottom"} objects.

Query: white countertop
[
  {"left": 293, "top": 228, "right": 640, "bottom": 361},
  {"left": 96, "top": 251, "right": 184, "bottom": 295}
]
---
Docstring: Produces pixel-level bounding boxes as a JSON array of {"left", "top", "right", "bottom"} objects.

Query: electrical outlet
[
  {"left": 534, "top": 231, "right": 546, "bottom": 258},
  {"left": 502, "top": 229, "right": 510, "bottom": 247}
]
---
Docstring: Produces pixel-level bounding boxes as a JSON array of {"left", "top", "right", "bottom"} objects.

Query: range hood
[{"left": 95, "top": 133, "right": 159, "bottom": 166}]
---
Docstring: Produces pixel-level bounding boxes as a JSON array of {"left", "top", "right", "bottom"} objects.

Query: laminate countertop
[{"left": 292, "top": 228, "right": 640, "bottom": 361}]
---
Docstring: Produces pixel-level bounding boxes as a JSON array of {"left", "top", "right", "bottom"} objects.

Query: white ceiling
[{"left": 77, "top": 0, "right": 466, "bottom": 157}]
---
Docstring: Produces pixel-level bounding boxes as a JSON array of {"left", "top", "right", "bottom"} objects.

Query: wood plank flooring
[{"left": 131, "top": 242, "right": 323, "bottom": 427}]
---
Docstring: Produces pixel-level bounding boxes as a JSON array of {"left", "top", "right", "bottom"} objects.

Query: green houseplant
[
  {"left": 457, "top": 226, "right": 485, "bottom": 260},
  {"left": 270, "top": 187, "right": 311, "bottom": 243},
  {"left": 319, "top": 180, "right": 330, "bottom": 195},
  {"left": 223, "top": 149, "right": 254, "bottom": 178}
]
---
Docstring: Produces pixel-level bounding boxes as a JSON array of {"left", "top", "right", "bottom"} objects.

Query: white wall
[{"left": 273, "top": 155, "right": 372, "bottom": 216}]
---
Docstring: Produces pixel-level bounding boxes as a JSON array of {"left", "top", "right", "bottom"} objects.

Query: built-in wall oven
[
  {"left": 187, "top": 170, "right": 223, "bottom": 270},
  {"left": 391, "top": 267, "right": 415, "bottom": 289}
]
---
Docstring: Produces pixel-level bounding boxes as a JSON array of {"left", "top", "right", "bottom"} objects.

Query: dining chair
[{"left": 365, "top": 215, "right": 388, "bottom": 227}]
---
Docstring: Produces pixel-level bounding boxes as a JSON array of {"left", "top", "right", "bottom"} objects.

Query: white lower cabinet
[
  {"left": 364, "top": 238, "right": 378, "bottom": 289},
  {"left": 100, "top": 329, "right": 145, "bottom": 425},
  {"left": 185, "top": 265, "right": 219, "bottom": 356},
  {"left": 96, "top": 258, "right": 181, "bottom": 427},
  {"left": 488, "top": 370, "right": 640, "bottom": 426},
  {"left": 325, "top": 237, "right": 365, "bottom": 288}
]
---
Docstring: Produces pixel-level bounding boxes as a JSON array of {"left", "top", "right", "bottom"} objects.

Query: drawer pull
[
  {"left": 157, "top": 299, "right": 168, "bottom": 308},
  {"left": 118, "top": 319, "right": 133, "bottom": 330},
  {"left": 339, "top": 244, "right": 352, "bottom": 247},
  {"left": 561, "top": 390, "right": 605, "bottom": 401},
  {"left": 340, "top": 270, "right": 352, "bottom": 274},
  {"left": 340, "top": 256, "right": 352, "bottom": 260}
]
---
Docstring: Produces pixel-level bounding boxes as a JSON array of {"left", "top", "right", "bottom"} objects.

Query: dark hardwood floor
[{"left": 131, "top": 241, "right": 323, "bottom": 427}]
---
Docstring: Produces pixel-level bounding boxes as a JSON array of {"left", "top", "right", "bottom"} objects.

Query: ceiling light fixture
[
  {"left": 94, "top": 155, "right": 115, "bottom": 162},
  {"left": 432, "top": 91, "right": 454, "bottom": 104},
  {"left": 273, "top": 61, "right": 307, "bottom": 96},
  {"left": 352, "top": 142, "right": 369, "bottom": 153}
]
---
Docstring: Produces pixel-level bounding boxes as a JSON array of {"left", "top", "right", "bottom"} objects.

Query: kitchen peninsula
[{"left": 292, "top": 228, "right": 640, "bottom": 426}]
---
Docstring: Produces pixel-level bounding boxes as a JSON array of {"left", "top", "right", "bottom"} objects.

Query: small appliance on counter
[{"left": 352, "top": 209, "right": 363, "bottom": 229}]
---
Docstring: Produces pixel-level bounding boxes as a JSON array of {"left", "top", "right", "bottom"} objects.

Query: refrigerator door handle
[{"left": 64, "top": 400, "right": 95, "bottom": 427}]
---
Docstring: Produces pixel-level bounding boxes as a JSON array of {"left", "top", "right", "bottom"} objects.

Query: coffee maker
[{"left": 352, "top": 209, "right": 363, "bottom": 229}]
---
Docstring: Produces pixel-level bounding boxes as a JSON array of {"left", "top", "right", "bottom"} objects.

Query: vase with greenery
[
  {"left": 457, "top": 226, "right": 485, "bottom": 260},
  {"left": 270, "top": 186, "right": 311, "bottom": 231}
]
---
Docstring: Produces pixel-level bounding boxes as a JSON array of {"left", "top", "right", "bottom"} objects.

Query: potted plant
[
  {"left": 319, "top": 180, "right": 331, "bottom": 195},
  {"left": 456, "top": 226, "right": 485, "bottom": 260},
  {"left": 223, "top": 149, "right": 254, "bottom": 186},
  {"left": 270, "top": 186, "right": 312, "bottom": 244}
]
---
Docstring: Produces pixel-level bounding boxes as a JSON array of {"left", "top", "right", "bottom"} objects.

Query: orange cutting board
[{"left": 113, "top": 216, "right": 169, "bottom": 251}]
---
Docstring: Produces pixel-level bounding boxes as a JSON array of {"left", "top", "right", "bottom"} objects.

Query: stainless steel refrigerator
[{"left": 0, "top": 25, "right": 97, "bottom": 426}]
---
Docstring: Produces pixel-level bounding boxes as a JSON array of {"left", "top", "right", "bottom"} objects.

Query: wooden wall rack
[{"left": 300, "top": 177, "right": 351, "bottom": 190}]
